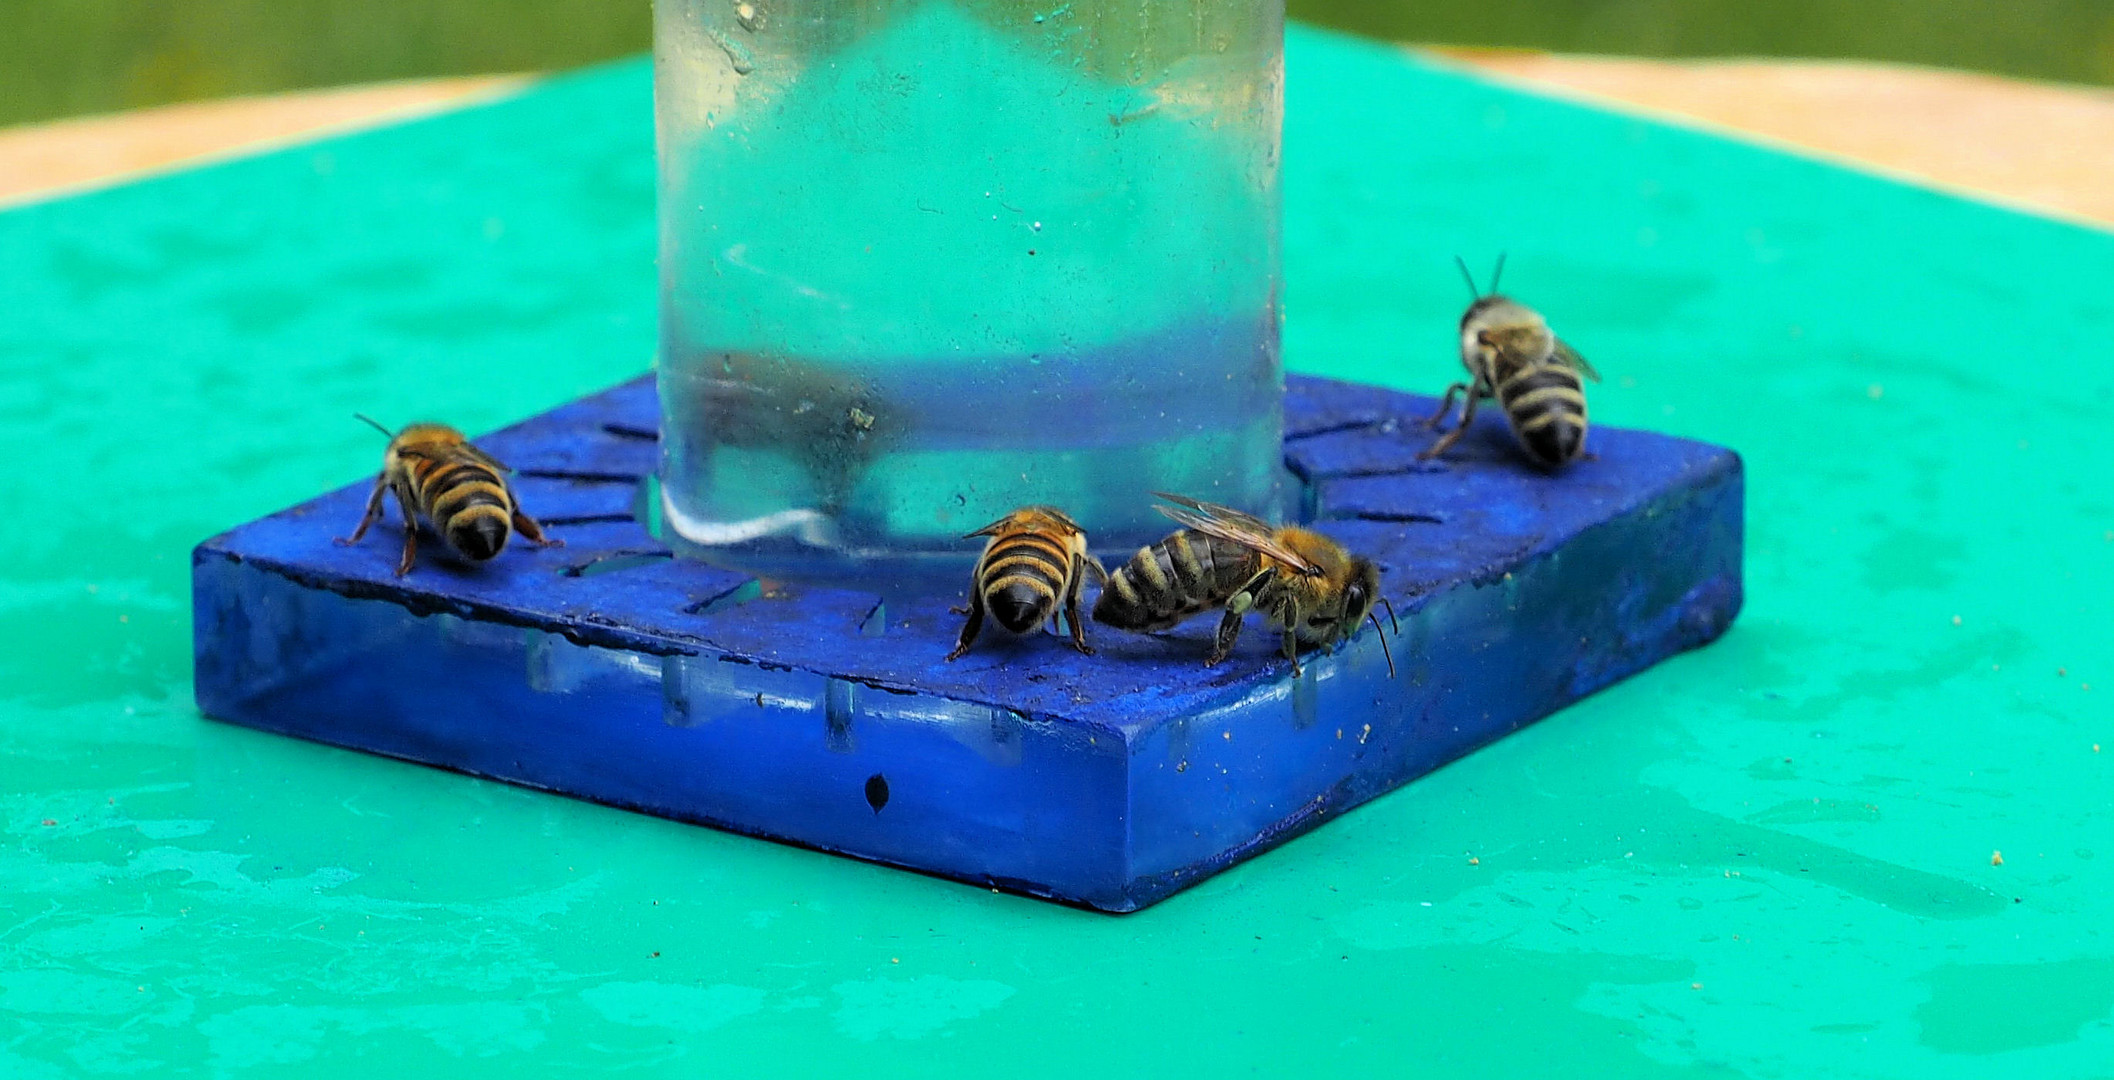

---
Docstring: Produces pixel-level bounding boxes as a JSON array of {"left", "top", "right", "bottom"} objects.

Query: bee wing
[
  {"left": 961, "top": 514, "right": 1016, "bottom": 539},
  {"left": 1151, "top": 493, "right": 1321, "bottom": 576},
  {"left": 459, "top": 441, "right": 516, "bottom": 474},
  {"left": 1552, "top": 339, "right": 1601, "bottom": 383}
]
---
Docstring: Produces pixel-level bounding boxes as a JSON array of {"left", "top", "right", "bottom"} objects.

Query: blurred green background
[{"left": 4, "top": 0, "right": 2113, "bottom": 127}]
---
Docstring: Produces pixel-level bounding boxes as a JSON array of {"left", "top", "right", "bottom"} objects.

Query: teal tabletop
[{"left": 3, "top": 24, "right": 2111, "bottom": 1078}]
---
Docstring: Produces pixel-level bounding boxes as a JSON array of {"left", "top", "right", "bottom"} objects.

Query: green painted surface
[{"left": 4, "top": 23, "right": 2112, "bottom": 1076}]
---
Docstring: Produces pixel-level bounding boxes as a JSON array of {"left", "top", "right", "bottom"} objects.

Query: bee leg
[
  {"left": 1206, "top": 570, "right": 1273, "bottom": 666},
  {"left": 335, "top": 476, "right": 389, "bottom": 546},
  {"left": 512, "top": 507, "right": 565, "bottom": 549},
  {"left": 1418, "top": 390, "right": 1481, "bottom": 461},
  {"left": 1206, "top": 607, "right": 1246, "bottom": 667},
  {"left": 1274, "top": 594, "right": 1310, "bottom": 678},
  {"left": 945, "top": 589, "right": 986, "bottom": 662},
  {"left": 391, "top": 482, "right": 421, "bottom": 577},
  {"left": 1422, "top": 383, "right": 1468, "bottom": 431},
  {"left": 1063, "top": 552, "right": 1095, "bottom": 656}
]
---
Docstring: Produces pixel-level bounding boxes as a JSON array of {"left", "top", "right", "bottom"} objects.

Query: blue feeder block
[{"left": 192, "top": 374, "right": 1742, "bottom": 912}]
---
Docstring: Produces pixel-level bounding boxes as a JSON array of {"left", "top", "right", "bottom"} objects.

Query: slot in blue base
[{"left": 192, "top": 374, "right": 1742, "bottom": 911}]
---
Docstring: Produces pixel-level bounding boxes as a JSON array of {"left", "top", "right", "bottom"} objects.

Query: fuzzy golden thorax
[
  {"left": 1460, "top": 297, "right": 1555, "bottom": 381},
  {"left": 974, "top": 506, "right": 1085, "bottom": 544},
  {"left": 381, "top": 423, "right": 472, "bottom": 475},
  {"left": 1268, "top": 527, "right": 1382, "bottom": 647}
]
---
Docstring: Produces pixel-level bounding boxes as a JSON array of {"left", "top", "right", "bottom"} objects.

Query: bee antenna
[
  {"left": 1453, "top": 255, "right": 1482, "bottom": 300},
  {"left": 1488, "top": 252, "right": 1507, "bottom": 296},
  {"left": 352, "top": 413, "right": 393, "bottom": 437},
  {"left": 1379, "top": 596, "right": 1399, "bottom": 635},
  {"left": 1367, "top": 610, "right": 1397, "bottom": 678}
]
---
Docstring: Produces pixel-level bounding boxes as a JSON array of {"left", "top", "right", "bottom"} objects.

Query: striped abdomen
[
  {"left": 1093, "top": 530, "right": 1260, "bottom": 632},
  {"left": 410, "top": 453, "right": 514, "bottom": 561},
  {"left": 977, "top": 529, "right": 1075, "bottom": 634},
  {"left": 1495, "top": 361, "right": 1588, "bottom": 467}
]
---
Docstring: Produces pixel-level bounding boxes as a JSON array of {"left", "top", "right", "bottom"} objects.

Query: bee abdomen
[
  {"left": 1093, "top": 531, "right": 1251, "bottom": 631},
  {"left": 980, "top": 534, "right": 1068, "bottom": 633},
  {"left": 448, "top": 511, "right": 511, "bottom": 561},
  {"left": 419, "top": 460, "right": 515, "bottom": 560},
  {"left": 1497, "top": 365, "right": 1588, "bottom": 466}
]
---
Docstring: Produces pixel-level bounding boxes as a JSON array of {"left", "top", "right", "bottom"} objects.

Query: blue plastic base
[{"left": 192, "top": 375, "right": 1742, "bottom": 912}]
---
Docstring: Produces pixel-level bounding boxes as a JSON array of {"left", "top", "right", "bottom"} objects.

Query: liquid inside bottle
[{"left": 655, "top": 0, "right": 1285, "bottom": 590}]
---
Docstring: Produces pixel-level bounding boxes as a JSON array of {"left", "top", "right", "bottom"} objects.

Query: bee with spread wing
[{"left": 1094, "top": 494, "right": 1394, "bottom": 678}]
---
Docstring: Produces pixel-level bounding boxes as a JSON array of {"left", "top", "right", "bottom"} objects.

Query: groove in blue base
[{"left": 191, "top": 375, "right": 1742, "bottom": 911}]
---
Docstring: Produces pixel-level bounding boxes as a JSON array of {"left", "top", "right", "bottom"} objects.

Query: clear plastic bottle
[{"left": 655, "top": 0, "right": 1284, "bottom": 590}]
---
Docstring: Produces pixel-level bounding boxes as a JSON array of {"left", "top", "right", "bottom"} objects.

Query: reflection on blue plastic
[{"left": 192, "top": 375, "right": 1742, "bottom": 912}]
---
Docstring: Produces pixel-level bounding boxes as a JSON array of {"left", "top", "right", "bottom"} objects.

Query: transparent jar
[{"left": 655, "top": 0, "right": 1284, "bottom": 590}]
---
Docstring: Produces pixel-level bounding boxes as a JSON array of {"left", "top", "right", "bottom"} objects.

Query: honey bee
[
  {"left": 337, "top": 415, "right": 562, "bottom": 576},
  {"left": 1421, "top": 255, "right": 1600, "bottom": 469},
  {"left": 947, "top": 506, "right": 1107, "bottom": 661},
  {"left": 1092, "top": 494, "right": 1395, "bottom": 678}
]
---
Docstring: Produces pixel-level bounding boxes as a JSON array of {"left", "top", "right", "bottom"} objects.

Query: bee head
[
  {"left": 1341, "top": 558, "right": 1381, "bottom": 629},
  {"left": 1460, "top": 294, "right": 1510, "bottom": 330},
  {"left": 1344, "top": 558, "right": 1398, "bottom": 677}
]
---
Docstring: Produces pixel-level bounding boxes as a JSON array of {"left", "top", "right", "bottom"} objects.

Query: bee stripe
[
  {"left": 420, "top": 459, "right": 502, "bottom": 486},
  {"left": 1496, "top": 366, "right": 1581, "bottom": 402},
  {"left": 1506, "top": 385, "right": 1586, "bottom": 414},
  {"left": 429, "top": 480, "right": 510, "bottom": 522},
  {"left": 985, "top": 551, "right": 1064, "bottom": 577},
  {"left": 1201, "top": 534, "right": 1259, "bottom": 594},
  {"left": 417, "top": 460, "right": 506, "bottom": 502},
  {"left": 1168, "top": 533, "right": 1206, "bottom": 590},
  {"left": 984, "top": 558, "right": 1064, "bottom": 598},
  {"left": 988, "top": 533, "right": 1069, "bottom": 564},
  {"left": 1517, "top": 410, "right": 1583, "bottom": 433},
  {"left": 984, "top": 537, "right": 1070, "bottom": 584},
  {"left": 412, "top": 457, "right": 474, "bottom": 483},
  {"left": 1107, "top": 566, "right": 1144, "bottom": 607},
  {"left": 1132, "top": 543, "right": 1173, "bottom": 593},
  {"left": 448, "top": 503, "right": 512, "bottom": 526},
  {"left": 421, "top": 466, "right": 502, "bottom": 500},
  {"left": 1496, "top": 362, "right": 1566, "bottom": 390},
  {"left": 987, "top": 572, "right": 1059, "bottom": 600}
]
